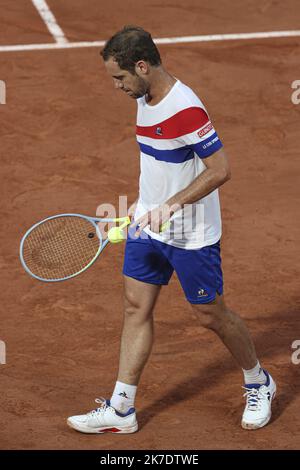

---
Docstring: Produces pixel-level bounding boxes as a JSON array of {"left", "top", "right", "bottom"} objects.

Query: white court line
[
  {"left": 0, "top": 29, "right": 300, "bottom": 52},
  {"left": 31, "top": 0, "right": 68, "bottom": 44}
]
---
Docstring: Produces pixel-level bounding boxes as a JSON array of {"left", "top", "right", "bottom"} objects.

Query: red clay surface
[
  {"left": 47, "top": 0, "right": 300, "bottom": 41},
  {"left": 0, "top": 1, "right": 56, "bottom": 45},
  {"left": 0, "top": 0, "right": 300, "bottom": 450}
]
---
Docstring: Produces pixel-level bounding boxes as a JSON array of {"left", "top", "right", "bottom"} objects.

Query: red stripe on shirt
[{"left": 136, "top": 106, "right": 209, "bottom": 139}]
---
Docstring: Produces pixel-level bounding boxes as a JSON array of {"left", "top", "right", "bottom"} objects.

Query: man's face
[{"left": 104, "top": 57, "right": 148, "bottom": 99}]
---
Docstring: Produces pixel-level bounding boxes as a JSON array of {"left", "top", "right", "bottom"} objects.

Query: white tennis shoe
[
  {"left": 242, "top": 370, "right": 276, "bottom": 430},
  {"left": 67, "top": 398, "right": 138, "bottom": 434}
]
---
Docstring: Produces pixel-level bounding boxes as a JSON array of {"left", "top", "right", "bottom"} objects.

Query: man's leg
[
  {"left": 169, "top": 239, "right": 269, "bottom": 382},
  {"left": 67, "top": 275, "right": 161, "bottom": 434},
  {"left": 190, "top": 293, "right": 257, "bottom": 370},
  {"left": 191, "top": 294, "right": 276, "bottom": 429},
  {"left": 118, "top": 275, "right": 161, "bottom": 384},
  {"left": 109, "top": 275, "right": 162, "bottom": 414}
]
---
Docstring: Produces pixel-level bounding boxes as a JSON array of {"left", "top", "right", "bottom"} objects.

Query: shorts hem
[
  {"left": 187, "top": 288, "right": 223, "bottom": 304},
  {"left": 123, "top": 271, "right": 169, "bottom": 286},
  {"left": 187, "top": 296, "right": 216, "bottom": 304}
]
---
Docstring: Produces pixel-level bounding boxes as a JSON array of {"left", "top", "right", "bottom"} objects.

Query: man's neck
[{"left": 145, "top": 68, "right": 177, "bottom": 106}]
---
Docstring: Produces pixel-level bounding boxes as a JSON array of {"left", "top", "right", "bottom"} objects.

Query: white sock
[
  {"left": 243, "top": 361, "right": 267, "bottom": 385},
  {"left": 110, "top": 381, "right": 137, "bottom": 414}
]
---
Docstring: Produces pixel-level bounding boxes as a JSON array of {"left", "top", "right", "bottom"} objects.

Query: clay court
[{"left": 0, "top": 0, "right": 299, "bottom": 450}]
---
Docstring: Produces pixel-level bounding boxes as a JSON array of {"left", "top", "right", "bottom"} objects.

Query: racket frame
[{"left": 19, "top": 213, "right": 130, "bottom": 282}]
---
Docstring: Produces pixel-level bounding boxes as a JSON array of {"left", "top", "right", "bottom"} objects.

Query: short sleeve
[{"left": 179, "top": 107, "right": 223, "bottom": 158}]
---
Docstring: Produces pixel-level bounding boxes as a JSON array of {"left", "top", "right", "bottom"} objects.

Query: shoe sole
[
  {"left": 67, "top": 418, "right": 138, "bottom": 434},
  {"left": 241, "top": 386, "right": 276, "bottom": 430}
]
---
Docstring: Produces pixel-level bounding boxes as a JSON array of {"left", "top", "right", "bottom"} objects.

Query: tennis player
[{"left": 68, "top": 26, "right": 276, "bottom": 434}]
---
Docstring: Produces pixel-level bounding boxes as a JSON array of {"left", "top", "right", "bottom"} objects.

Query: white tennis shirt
[{"left": 134, "top": 80, "right": 223, "bottom": 249}]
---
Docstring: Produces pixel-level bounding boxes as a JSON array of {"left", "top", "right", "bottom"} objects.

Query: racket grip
[{"left": 159, "top": 221, "right": 170, "bottom": 233}]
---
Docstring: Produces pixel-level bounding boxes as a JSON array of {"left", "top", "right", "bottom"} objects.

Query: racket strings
[{"left": 22, "top": 217, "right": 101, "bottom": 280}]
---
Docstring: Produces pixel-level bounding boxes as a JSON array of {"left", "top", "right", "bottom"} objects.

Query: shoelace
[
  {"left": 243, "top": 386, "right": 266, "bottom": 411},
  {"left": 88, "top": 397, "right": 110, "bottom": 417}
]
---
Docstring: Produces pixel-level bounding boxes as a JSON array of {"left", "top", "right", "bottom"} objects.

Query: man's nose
[{"left": 114, "top": 80, "right": 123, "bottom": 89}]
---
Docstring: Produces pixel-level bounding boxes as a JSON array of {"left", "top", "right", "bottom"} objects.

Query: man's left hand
[{"left": 130, "top": 204, "right": 174, "bottom": 236}]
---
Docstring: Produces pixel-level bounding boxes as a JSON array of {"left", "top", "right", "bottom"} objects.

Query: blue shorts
[{"left": 123, "top": 232, "right": 223, "bottom": 304}]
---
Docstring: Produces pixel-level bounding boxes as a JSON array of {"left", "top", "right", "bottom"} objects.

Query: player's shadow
[{"left": 139, "top": 307, "right": 300, "bottom": 429}]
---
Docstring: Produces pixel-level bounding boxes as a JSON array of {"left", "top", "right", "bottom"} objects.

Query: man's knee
[
  {"left": 193, "top": 309, "right": 217, "bottom": 329},
  {"left": 123, "top": 276, "right": 161, "bottom": 320},
  {"left": 123, "top": 289, "right": 153, "bottom": 322},
  {"left": 124, "top": 287, "right": 141, "bottom": 311},
  {"left": 191, "top": 298, "right": 225, "bottom": 329}
]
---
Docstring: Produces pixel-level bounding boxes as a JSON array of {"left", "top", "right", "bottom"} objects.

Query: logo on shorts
[
  {"left": 155, "top": 126, "right": 163, "bottom": 136},
  {"left": 197, "top": 288, "right": 208, "bottom": 297}
]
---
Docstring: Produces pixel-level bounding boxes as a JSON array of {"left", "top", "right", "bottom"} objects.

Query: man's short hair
[{"left": 100, "top": 25, "right": 161, "bottom": 73}]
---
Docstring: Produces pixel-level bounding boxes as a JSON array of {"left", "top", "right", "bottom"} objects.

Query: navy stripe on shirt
[
  {"left": 138, "top": 132, "right": 223, "bottom": 163},
  {"left": 138, "top": 142, "right": 194, "bottom": 163}
]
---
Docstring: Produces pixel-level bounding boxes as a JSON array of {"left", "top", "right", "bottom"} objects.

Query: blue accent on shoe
[
  {"left": 245, "top": 383, "right": 261, "bottom": 389},
  {"left": 245, "top": 369, "right": 270, "bottom": 389},
  {"left": 115, "top": 407, "right": 135, "bottom": 418},
  {"left": 104, "top": 399, "right": 135, "bottom": 417},
  {"left": 262, "top": 369, "right": 270, "bottom": 386}
]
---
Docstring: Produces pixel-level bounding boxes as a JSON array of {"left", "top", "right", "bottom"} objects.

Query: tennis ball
[{"left": 108, "top": 226, "right": 126, "bottom": 243}]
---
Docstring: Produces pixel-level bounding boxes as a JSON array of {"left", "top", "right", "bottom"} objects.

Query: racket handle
[
  {"left": 115, "top": 216, "right": 131, "bottom": 229},
  {"left": 159, "top": 221, "right": 170, "bottom": 233}
]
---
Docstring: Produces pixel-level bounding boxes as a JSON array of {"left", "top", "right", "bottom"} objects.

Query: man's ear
[{"left": 135, "top": 61, "right": 149, "bottom": 75}]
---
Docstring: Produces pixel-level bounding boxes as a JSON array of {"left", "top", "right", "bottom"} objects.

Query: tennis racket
[{"left": 19, "top": 213, "right": 131, "bottom": 282}]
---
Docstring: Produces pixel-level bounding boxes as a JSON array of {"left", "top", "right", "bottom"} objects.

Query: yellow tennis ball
[{"left": 108, "top": 226, "right": 125, "bottom": 243}]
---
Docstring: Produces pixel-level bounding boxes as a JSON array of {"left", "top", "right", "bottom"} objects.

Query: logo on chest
[{"left": 155, "top": 127, "right": 163, "bottom": 136}]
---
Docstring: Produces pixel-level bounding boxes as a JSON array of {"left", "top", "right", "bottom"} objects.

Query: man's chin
[
  {"left": 131, "top": 90, "right": 146, "bottom": 99},
  {"left": 124, "top": 89, "right": 145, "bottom": 99}
]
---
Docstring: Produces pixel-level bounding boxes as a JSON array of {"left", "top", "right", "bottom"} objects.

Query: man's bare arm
[
  {"left": 132, "top": 147, "right": 231, "bottom": 234},
  {"left": 166, "top": 147, "right": 231, "bottom": 211}
]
